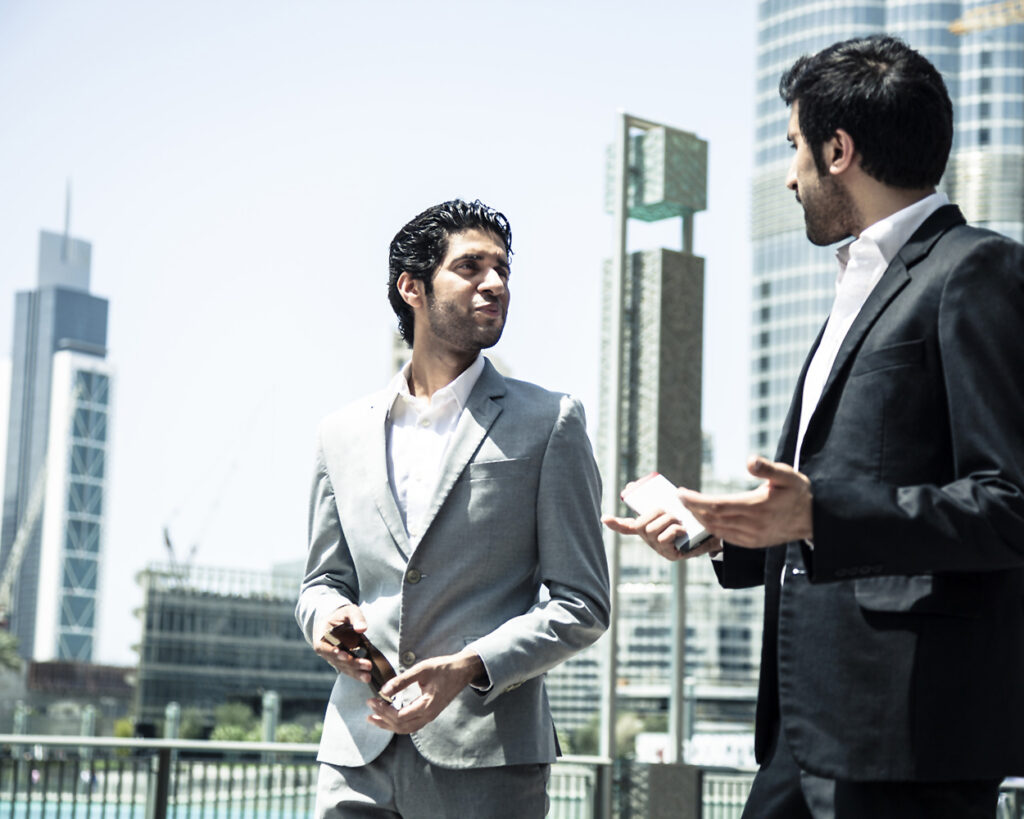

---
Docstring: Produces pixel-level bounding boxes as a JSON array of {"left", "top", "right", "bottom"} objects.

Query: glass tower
[
  {"left": 1, "top": 228, "right": 111, "bottom": 661},
  {"left": 751, "top": 1, "right": 1024, "bottom": 455}
]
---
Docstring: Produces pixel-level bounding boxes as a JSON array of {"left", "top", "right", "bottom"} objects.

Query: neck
[
  {"left": 407, "top": 344, "right": 478, "bottom": 399},
  {"left": 852, "top": 183, "right": 936, "bottom": 237}
]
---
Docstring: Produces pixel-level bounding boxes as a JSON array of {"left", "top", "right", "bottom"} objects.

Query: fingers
[
  {"left": 316, "top": 604, "right": 371, "bottom": 679},
  {"left": 315, "top": 644, "right": 372, "bottom": 681},
  {"left": 367, "top": 694, "right": 431, "bottom": 734},
  {"left": 601, "top": 515, "right": 640, "bottom": 536},
  {"left": 683, "top": 537, "right": 724, "bottom": 558},
  {"left": 329, "top": 603, "right": 367, "bottom": 632},
  {"left": 368, "top": 669, "right": 437, "bottom": 734},
  {"left": 603, "top": 511, "right": 690, "bottom": 562},
  {"left": 747, "top": 455, "right": 804, "bottom": 487}
]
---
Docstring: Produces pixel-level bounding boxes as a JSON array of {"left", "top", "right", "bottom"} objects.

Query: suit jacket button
[
  {"left": 400, "top": 651, "right": 416, "bottom": 667},
  {"left": 406, "top": 568, "right": 422, "bottom": 584}
]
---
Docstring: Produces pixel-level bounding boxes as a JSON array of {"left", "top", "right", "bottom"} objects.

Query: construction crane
[
  {"left": 0, "top": 382, "right": 85, "bottom": 630},
  {"left": 950, "top": 0, "right": 1024, "bottom": 34},
  {"left": 0, "top": 465, "right": 49, "bottom": 629}
]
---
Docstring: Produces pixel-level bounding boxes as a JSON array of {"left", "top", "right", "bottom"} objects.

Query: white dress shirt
[
  {"left": 793, "top": 192, "right": 949, "bottom": 469},
  {"left": 385, "top": 355, "right": 485, "bottom": 544}
]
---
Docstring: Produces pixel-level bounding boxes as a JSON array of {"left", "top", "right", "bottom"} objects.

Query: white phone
[{"left": 620, "top": 472, "right": 712, "bottom": 553}]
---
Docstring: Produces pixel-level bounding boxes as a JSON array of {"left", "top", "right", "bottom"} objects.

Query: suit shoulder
[
  {"left": 500, "top": 377, "right": 584, "bottom": 420},
  {"left": 942, "top": 224, "right": 1024, "bottom": 282},
  {"left": 317, "top": 387, "right": 389, "bottom": 439},
  {"left": 941, "top": 222, "right": 1024, "bottom": 258}
]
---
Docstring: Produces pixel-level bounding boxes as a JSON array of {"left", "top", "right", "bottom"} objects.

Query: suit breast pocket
[
  {"left": 455, "top": 459, "right": 539, "bottom": 571},
  {"left": 467, "top": 458, "right": 534, "bottom": 482},
  {"left": 850, "top": 338, "right": 924, "bottom": 376},
  {"left": 833, "top": 338, "right": 937, "bottom": 481},
  {"left": 461, "top": 458, "right": 538, "bottom": 530}
]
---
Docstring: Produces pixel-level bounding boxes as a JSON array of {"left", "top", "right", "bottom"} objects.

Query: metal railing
[
  {"left": 0, "top": 735, "right": 320, "bottom": 818},
  {"left": 1, "top": 735, "right": 1018, "bottom": 818},
  {"left": 0, "top": 736, "right": 722, "bottom": 819}
]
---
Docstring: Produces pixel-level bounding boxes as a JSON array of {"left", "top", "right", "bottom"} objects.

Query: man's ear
[
  {"left": 826, "top": 129, "right": 857, "bottom": 176},
  {"left": 396, "top": 272, "right": 424, "bottom": 309}
]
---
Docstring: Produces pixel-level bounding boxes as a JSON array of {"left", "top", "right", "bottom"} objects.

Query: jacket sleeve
[
  {"left": 467, "top": 396, "right": 611, "bottom": 705},
  {"left": 712, "top": 544, "right": 768, "bottom": 589},
  {"left": 294, "top": 427, "right": 359, "bottom": 646}
]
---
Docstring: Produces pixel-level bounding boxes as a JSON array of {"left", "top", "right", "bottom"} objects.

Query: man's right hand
[
  {"left": 602, "top": 510, "right": 722, "bottom": 562},
  {"left": 315, "top": 604, "right": 373, "bottom": 683}
]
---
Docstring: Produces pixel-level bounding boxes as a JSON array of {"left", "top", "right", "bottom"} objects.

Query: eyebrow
[{"left": 453, "top": 252, "right": 509, "bottom": 266}]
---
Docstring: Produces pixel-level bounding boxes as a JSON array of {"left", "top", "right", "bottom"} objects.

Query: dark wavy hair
[
  {"left": 388, "top": 199, "right": 513, "bottom": 345},
  {"left": 780, "top": 35, "right": 952, "bottom": 188}
]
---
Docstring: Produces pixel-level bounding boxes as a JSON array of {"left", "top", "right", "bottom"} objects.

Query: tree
[
  {"left": 209, "top": 702, "right": 257, "bottom": 741},
  {"left": 568, "top": 711, "right": 666, "bottom": 759},
  {"left": 0, "top": 630, "right": 22, "bottom": 672},
  {"left": 179, "top": 707, "right": 209, "bottom": 740},
  {"left": 274, "top": 723, "right": 308, "bottom": 743}
]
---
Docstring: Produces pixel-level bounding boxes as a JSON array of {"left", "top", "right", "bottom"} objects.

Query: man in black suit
[{"left": 605, "top": 35, "right": 1024, "bottom": 818}]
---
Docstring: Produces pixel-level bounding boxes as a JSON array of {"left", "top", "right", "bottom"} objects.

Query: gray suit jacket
[{"left": 296, "top": 359, "right": 610, "bottom": 769}]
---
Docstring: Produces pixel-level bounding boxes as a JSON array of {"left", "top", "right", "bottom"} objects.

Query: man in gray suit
[{"left": 296, "top": 199, "right": 610, "bottom": 818}]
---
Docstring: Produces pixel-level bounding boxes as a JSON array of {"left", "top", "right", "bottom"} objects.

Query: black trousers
[{"left": 741, "top": 724, "right": 1001, "bottom": 819}]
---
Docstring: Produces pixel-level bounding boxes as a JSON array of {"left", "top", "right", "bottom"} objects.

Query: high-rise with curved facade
[{"left": 751, "top": 1, "right": 1024, "bottom": 455}]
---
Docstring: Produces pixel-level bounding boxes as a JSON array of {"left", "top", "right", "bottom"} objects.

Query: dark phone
[{"left": 324, "top": 624, "right": 397, "bottom": 701}]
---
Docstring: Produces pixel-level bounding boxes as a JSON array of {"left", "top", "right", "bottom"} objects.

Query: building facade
[
  {"left": 750, "top": 0, "right": 1024, "bottom": 454},
  {"left": 0, "top": 229, "right": 111, "bottom": 661},
  {"left": 134, "top": 563, "right": 336, "bottom": 733}
]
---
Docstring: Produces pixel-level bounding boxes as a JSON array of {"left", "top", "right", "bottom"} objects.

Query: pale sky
[{"left": 0, "top": 1, "right": 757, "bottom": 664}]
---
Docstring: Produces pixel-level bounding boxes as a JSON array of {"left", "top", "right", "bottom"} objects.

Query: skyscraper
[
  {"left": 546, "top": 119, "right": 763, "bottom": 755},
  {"left": 750, "top": 1, "right": 1024, "bottom": 454},
  {"left": 0, "top": 226, "right": 112, "bottom": 661}
]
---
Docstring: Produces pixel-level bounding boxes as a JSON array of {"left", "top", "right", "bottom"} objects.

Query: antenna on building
[{"left": 62, "top": 180, "right": 72, "bottom": 262}]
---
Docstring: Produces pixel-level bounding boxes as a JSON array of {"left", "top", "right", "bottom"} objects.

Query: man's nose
[
  {"left": 785, "top": 159, "right": 798, "bottom": 191},
  {"left": 480, "top": 267, "right": 506, "bottom": 293}
]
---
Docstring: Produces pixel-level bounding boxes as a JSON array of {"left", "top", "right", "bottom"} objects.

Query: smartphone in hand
[
  {"left": 325, "top": 624, "right": 399, "bottom": 702},
  {"left": 620, "top": 472, "right": 712, "bottom": 553}
]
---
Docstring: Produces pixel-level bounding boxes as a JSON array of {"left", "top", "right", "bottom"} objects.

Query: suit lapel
[
  {"left": 802, "top": 205, "right": 965, "bottom": 447},
  {"left": 815, "top": 258, "right": 911, "bottom": 404},
  {"left": 367, "top": 395, "right": 413, "bottom": 558},
  {"left": 415, "top": 359, "right": 506, "bottom": 541},
  {"left": 775, "top": 323, "right": 825, "bottom": 464}
]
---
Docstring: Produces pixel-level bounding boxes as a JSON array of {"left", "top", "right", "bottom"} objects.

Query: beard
[
  {"left": 800, "top": 174, "right": 857, "bottom": 246},
  {"left": 424, "top": 290, "right": 505, "bottom": 353}
]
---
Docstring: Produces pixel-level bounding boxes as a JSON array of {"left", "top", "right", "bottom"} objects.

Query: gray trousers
[{"left": 316, "top": 735, "right": 550, "bottom": 819}]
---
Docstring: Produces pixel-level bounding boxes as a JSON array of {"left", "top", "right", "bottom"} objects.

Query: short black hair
[
  {"left": 779, "top": 35, "right": 953, "bottom": 188},
  {"left": 387, "top": 199, "right": 513, "bottom": 345}
]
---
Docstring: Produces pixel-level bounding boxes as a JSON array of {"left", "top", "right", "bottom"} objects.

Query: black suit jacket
[{"left": 717, "top": 205, "right": 1024, "bottom": 782}]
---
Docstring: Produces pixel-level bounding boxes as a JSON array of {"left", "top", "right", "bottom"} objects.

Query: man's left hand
[
  {"left": 366, "top": 648, "right": 484, "bottom": 734},
  {"left": 680, "top": 456, "right": 813, "bottom": 548}
]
